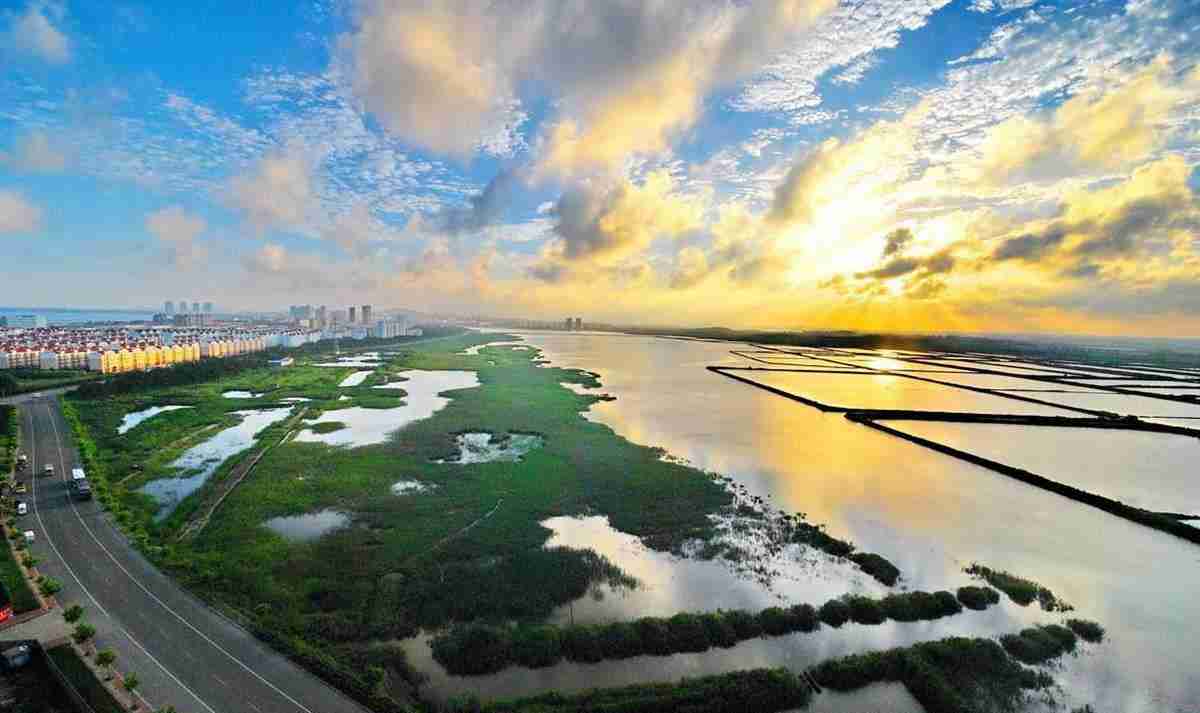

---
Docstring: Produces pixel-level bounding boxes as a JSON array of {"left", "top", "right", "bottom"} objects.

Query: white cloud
[
  {"left": 4, "top": 2, "right": 71, "bottom": 64},
  {"left": 145, "top": 206, "right": 207, "bottom": 268},
  {"left": 226, "top": 146, "right": 314, "bottom": 232},
  {"left": 0, "top": 191, "right": 42, "bottom": 234},
  {"left": 342, "top": 0, "right": 835, "bottom": 168},
  {"left": 732, "top": 0, "right": 954, "bottom": 116}
]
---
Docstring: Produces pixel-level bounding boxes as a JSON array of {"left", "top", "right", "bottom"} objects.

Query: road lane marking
[
  {"left": 44, "top": 399, "right": 324, "bottom": 713},
  {"left": 24, "top": 405, "right": 110, "bottom": 618},
  {"left": 30, "top": 403, "right": 217, "bottom": 713}
]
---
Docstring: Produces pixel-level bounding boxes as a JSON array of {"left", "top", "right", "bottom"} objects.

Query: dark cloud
[
  {"left": 882, "top": 227, "right": 914, "bottom": 257},
  {"left": 437, "top": 170, "right": 521, "bottom": 234},
  {"left": 857, "top": 256, "right": 919, "bottom": 280},
  {"left": 527, "top": 261, "right": 568, "bottom": 283},
  {"left": 1072, "top": 196, "right": 1173, "bottom": 257},
  {"left": 991, "top": 222, "right": 1073, "bottom": 261},
  {"left": 553, "top": 182, "right": 626, "bottom": 260}
]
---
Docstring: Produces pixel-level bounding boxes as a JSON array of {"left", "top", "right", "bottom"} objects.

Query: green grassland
[{"left": 67, "top": 332, "right": 740, "bottom": 708}]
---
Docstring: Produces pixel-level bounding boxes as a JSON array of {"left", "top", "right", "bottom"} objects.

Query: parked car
[
  {"left": 15, "top": 502, "right": 27, "bottom": 516},
  {"left": 22, "top": 531, "right": 34, "bottom": 544},
  {"left": 43, "top": 464, "right": 54, "bottom": 476}
]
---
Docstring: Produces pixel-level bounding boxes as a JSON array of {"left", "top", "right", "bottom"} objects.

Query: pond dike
[{"left": 706, "top": 365, "right": 1200, "bottom": 547}]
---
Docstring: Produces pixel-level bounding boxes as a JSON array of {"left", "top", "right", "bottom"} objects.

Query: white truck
[{"left": 71, "top": 467, "right": 86, "bottom": 482}]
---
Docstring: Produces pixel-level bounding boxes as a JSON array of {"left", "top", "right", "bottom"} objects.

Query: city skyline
[{"left": 1, "top": 1, "right": 1199, "bottom": 336}]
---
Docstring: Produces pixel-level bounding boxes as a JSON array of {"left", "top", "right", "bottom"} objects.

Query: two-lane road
[{"left": 19, "top": 396, "right": 368, "bottom": 713}]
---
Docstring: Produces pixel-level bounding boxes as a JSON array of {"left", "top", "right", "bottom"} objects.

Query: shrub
[
  {"left": 788, "top": 603, "right": 820, "bottom": 633},
  {"left": 965, "top": 564, "right": 1067, "bottom": 610},
  {"left": 1065, "top": 619, "right": 1105, "bottom": 643},
  {"left": 560, "top": 626, "right": 603, "bottom": 663},
  {"left": 819, "top": 599, "right": 850, "bottom": 627},
  {"left": 849, "top": 552, "right": 901, "bottom": 586},
  {"left": 757, "top": 607, "right": 793, "bottom": 636},
  {"left": 699, "top": 612, "right": 739, "bottom": 648},
  {"left": 430, "top": 624, "right": 512, "bottom": 675},
  {"left": 511, "top": 626, "right": 562, "bottom": 668},
  {"left": 845, "top": 595, "right": 886, "bottom": 625},
  {"left": 39, "top": 577, "right": 63, "bottom": 596},
  {"left": 724, "top": 609, "right": 762, "bottom": 639},
  {"left": 957, "top": 586, "right": 1001, "bottom": 611},
  {"left": 665, "top": 613, "right": 711, "bottom": 653},
  {"left": 597, "top": 622, "right": 643, "bottom": 659},
  {"left": 72, "top": 623, "right": 96, "bottom": 644},
  {"left": 1000, "top": 625, "right": 1077, "bottom": 665},
  {"left": 63, "top": 605, "right": 85, "bottom": 623},
  {"left": 635, "top": 617, "right": 673, "bottom": 655}
]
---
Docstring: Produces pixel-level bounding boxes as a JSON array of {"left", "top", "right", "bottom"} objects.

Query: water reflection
[
  {"left": 117, "top": 405, "right": 191, "bottom": 435},
  {"left": 338, "top": 370, "right": 374, "bottom": 387},
  {"left": 263, "top": 509, "right": 350, "bottom": 542},
  {"left": 141, "top": 407, "right": 294, "bottom": 518},
  {"left": 511, "top": 331, "right": 1200, "bottom": 712},
  {"left": 736, "top": 370, "right": 1081, "bottom": 415},
  {"left": 891, "top": 422, "right": 1200, "bottom": 515},
  {"left": 296, "top": 370, "right": 479, "bottom": 447},
  {"left": 440, "top": 433, "right": 544, "bottom": 464}
]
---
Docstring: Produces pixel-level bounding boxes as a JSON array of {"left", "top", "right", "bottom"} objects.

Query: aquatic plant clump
[
  {"left": 957, "top": 585, "right": 1001, "bottom": 610},
  {"left": 812, "top": 636, "right": 1057, "bottom": 713},
  {"left": 999, "top": 624, "right": 1078, "bottom": 664},
  {"left": 965, "top": 563, "right": 1071, "bottom": 611},
  {"left": 1066, "top": 618, "right": 1105, "bottom": 643},
  {"left": 431, "top": 589, "right": 986, "bottom": 676}
]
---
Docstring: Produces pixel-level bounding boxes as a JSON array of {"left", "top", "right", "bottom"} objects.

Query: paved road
[{"left": 17, "top": 395, "right": 368, "bottom": 713}]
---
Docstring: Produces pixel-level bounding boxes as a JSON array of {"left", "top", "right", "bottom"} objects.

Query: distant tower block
[
  {"left": 164, "top": 301, "right": 174, "bottom": 315},
  {"left": 179, "top": 300, "right": 189, "bottom": 313},
  {"left": 574, "top": 317, "right": 582, "bottom": 331},
  {"left": 564, "top": 317, "right": 573, "bottom": 331},
  {"left": 361, "top": 305, "right": 372, "bottom": 324},
  {"left": 192, "top": 302, "right": 201, "bottom": 314},
  {"left": 203, "top": 302, "right": 213, "bottom": 314},
  {"left": 349, "top": 306, "right": 357, "bottom": 324}
]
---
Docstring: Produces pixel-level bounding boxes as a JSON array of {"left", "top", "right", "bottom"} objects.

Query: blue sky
[{"left": 1, "top": 0, "right": 1198, "bottom": 334}]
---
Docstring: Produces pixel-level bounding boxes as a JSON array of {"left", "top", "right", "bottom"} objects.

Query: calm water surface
[
  {"left": 141, "top": 407, "right": 294, "bottom": 518},
  {"left": 296, "top": 370, "right": 478, "bottom": 447},
  {"left": 466, "top": 331, "right": 1200, "bottom": 713},
  {"left": 117, "top": 405, "right": 191, "bottom": 435},
  {"left": 891, "top": 422, "right": 1200, "bottom": 515}
]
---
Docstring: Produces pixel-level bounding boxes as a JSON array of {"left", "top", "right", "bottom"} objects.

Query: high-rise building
[
  {"left": 564, "top": 317, "right": 573, "bottom": 331},
  {"left": 179, "top": 300, "right": 189, "bottom": 313},
  {"left": 361, "top": 305, "right": 372, "bottom": 324},
  {"left": 349, "top": 306, "right": 357, "bottom": 324},
  {"left": 203, "top": 302, "right": 213, "bottom": 314},
  {"left": 574, "top": 317, "right": 583, "bottom": 331},
  {"left": 192, "top": 302, "right": 201, "bottom": 314},
  {"left": 316, "top": 305, "right": 327, "bottom": 326},
  {"left": 164, "top": 301, "right": 175, "bottom": 315}
]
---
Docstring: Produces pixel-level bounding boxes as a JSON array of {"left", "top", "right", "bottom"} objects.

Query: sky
[{"left": 1, "top": 0, "right": 1198, "bottom": 335}]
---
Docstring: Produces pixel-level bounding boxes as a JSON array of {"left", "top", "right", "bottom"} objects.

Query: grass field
[{"left": 66, "top": 332, "right": 738, "bottom": 708}]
